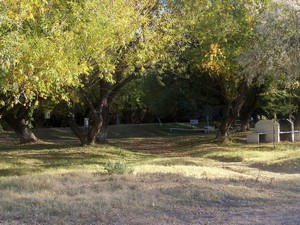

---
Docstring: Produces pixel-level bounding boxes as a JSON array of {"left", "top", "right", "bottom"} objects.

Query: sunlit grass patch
[{"left": 0, "top": 126, "right": 300, "bottom": 224}]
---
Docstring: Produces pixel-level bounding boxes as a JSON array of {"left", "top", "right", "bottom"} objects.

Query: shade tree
[
  {"left": 65, "top": 0, "right": 186, "bottom": 145},
  {"left": 180, "top": 0, "right": 269, "bottom": 141},
  {"left": 0, "top": 0, "right": 88, "bottom": 143}
]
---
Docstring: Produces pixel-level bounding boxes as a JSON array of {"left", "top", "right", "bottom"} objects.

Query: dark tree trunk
[
  {"left": 68, "top": 99, "right": 105, "bottom": 146},
  {"left": 68, "top": 116, "right": 87, "bottom": 145},
  {"left": 68, "top": 74, "right": 136, "bottom": 145},
  {"left": 216, "top": 104, "right": 236, "bottom": 142},
  {"left": 95, "top": 75, "right": 137, "bottom": 143},
  {"left": 240, "top": 110, "right": 251, "bottom": 132},
  {"left": 97, "top": 100, "right": 110, "bottom": 143},
  {"left": 239, "top": 84, "right": 264, "bottom": 132},
  {"left": 241, "top": 114, "right": 251, "bottom": 132},
  {"left": 216, "top": 82, "right": 248, "bottom": 142},
  {"left": 3, "top": 108, "right": 38, "bottom": 144}
]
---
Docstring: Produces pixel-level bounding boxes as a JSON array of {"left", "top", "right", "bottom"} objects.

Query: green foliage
[
  {"left": 104, "top": 161, "right": 133, "bottom": 175},
  {"left": 184, "top": 0, "right": 271, "bottom": 92},
  {"left": 0, "top": 0, "right": 87, "bottom": 110},
  {"left": 240, "top": 0, "right": 299, "bottom": 81}
]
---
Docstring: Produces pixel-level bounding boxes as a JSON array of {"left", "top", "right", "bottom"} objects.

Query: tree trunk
[
  {"left": 240, "top": 110, "right": 251, "bottom": 132},
  {"left": 86, "top": 113, "right": 103, "bottom": 145},
  {"left": 216, "top": 82, "right": 248, "bottom": 142},
  {"left": 68, "top": 100, "right": 105, "bottom": 146},
  {"left": 68, "top": 116, "right": 87, "bottom": 145},
  {"left": 239, "top": 84, "right": 264, "bottom": 132},
  {"left": 68, "top": 72, "right": 137, "bottom": 145},
  {"left": 3, "top": 111, "right": 38, "bottom": 144},
  {"left": 216, "top": 104, "right": 236, "bottom": 142},
  {"left": 97, "top": 100, "right": 110, "bottom": 143}
]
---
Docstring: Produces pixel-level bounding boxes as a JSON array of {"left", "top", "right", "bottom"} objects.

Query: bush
[{"left": 104, "top": 161, "right": 133, "bottom": 175}]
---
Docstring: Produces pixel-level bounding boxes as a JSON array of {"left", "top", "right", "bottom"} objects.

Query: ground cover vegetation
[
  {"left": 0, "top": 0, "right": 299, "bottom": 144},
  {"left": 0, "top": 125, "right": 299, "bottom": 224}
]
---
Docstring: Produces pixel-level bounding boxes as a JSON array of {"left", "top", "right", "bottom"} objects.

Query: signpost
[{"left": 84, "top": 118, "right": 89, "bottom": 134}]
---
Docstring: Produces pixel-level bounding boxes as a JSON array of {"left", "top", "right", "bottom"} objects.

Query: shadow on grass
[
  {"left": 0, "top": 142, "right": 80, "bottom": 152},
  {"left": 250, "top": 157, "right": 300, "bottom": 174},
  {"left": 0, "top": 168, "right": 41, "bottom": 176},
  {"left": 0, "top": 142, "right": 123, "bottom": 177}
]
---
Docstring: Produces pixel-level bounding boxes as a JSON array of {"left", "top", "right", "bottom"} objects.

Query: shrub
[{"left": 104, "top": 161, "right": 133, "bottom": 175}]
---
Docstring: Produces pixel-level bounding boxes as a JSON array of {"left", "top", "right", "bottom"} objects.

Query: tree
[
  {"left": 66, "top": 0, "right": 185, "bottom": 145},
  {"left": 181, "top": 0, "right": 267, "bottom": 141},
  {"left": 239, "top": 0, "right": 300, "bottom": 126},
  {"left": 0, "top": 0, "right": 88, "bottom": 143}
]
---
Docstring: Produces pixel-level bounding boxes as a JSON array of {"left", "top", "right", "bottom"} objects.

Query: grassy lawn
[{"left": 0, "top": 124, "right": 300, "bottom": 224}]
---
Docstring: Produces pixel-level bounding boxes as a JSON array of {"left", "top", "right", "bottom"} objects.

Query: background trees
[
  {"left": 0, "top": 0, "right": 299, "bottom": 144},
  {"left": 239, "top": 0, "right": 300, "bottom": 126},
  {"left": 178, "top": 0, "right": 268, "bottom": 140}
]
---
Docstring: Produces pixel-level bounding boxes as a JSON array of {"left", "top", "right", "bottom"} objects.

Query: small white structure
[
  {"left": 247, "top": 119, "right": 300, "bottom": 143},
  {"left": 247, "top": 120, "right": 279, "bottom": 143}
]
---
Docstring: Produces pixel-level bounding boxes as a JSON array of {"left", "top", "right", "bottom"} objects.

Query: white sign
[
  {"left": 84, "top": 118, "right": 89, "bottom": 127},
  {"left": 190, "top": 119, "right": 199, "bottom": 125}
]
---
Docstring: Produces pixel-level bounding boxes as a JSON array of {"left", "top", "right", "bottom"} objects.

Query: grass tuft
[{"left": 104, "top": 161, "right": 133, "bottom": 174}]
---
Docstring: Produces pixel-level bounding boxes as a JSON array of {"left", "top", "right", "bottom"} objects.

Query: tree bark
[
  {"left": 216, "top": 82, "right": 248, "bottom": 142},
  {"left": 68, "top": 99, "right": 105, "bottom": 146},
  {"left": 95, "top": 75, "right": 137, "bottom": 143},
  {"left": 2, "top": 107, "right": 38, "bottom": 144},
  {"left": 97, "top": 99, "right": 109, "bottom": 143},
  {"left": 240, "top": 115, "right": 250, "bottom": 132},
  {"left": 239, "top": 85, "right": 264, "bottom": 132}
]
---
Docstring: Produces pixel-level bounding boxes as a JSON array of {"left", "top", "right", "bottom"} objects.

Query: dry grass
[
  {"left": 0, "top": 172, "right": 299, "bottom": 225},
  {"left": 0, "top": 127, "right": 300, "bottom": 224}
]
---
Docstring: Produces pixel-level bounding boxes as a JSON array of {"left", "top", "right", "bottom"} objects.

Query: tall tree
[
  {"left": 239, "top": 0, "right": 300, "bottom": 126},
  {"left": 0, "top": 0, "right": 88, "bottom": 143},
  {"left": 182, "top": 0, "right": 268, "bottom": 141},
  {"left": 66, "top": 0, "right": 185, "bottom": 145}
]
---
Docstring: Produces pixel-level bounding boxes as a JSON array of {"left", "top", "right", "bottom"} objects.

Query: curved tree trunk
[
  {"left": 216, "top": 82, "right": 248, "bottom": 142},
  {"left": 68, "top": 99, "right": 105, "bottom": 146},
  {"left": 3, "top": 109, "right": 38, "bottom": 144},
  {"left": 216, "top": 104, "right": 235, "bottom": 142},
  {"left": 68, "top": 68, "right": 137, "bottom": 145}
]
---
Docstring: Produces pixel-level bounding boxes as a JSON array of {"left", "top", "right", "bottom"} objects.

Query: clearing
[{"left": 0, "top": 124, "right": 299, "bottom": 224}]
